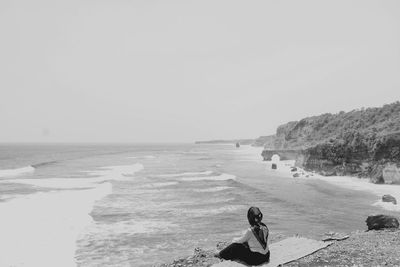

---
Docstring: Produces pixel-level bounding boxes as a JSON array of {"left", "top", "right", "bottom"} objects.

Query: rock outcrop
[
  {"left": 382, "top": 195, "right": 397, "bottom": 205},
  {"left": 261, "top": 133, "right": 400, "bottom": 184},
  {"left": 159, "top": 247, "right": 220, "bottom": 267},
  {"left": 261, "top": 149, "right": 304, "bottom": 163},
  {"left": 366, "top": 215, "right": 399, "bottom": 230}
]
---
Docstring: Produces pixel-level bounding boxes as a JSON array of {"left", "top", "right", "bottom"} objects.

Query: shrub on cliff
[{"left": 272, "top": 101, "right": 400, "bottom": 150}]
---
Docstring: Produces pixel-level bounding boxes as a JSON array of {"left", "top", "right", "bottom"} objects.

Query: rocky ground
[
  {"left": 157, "top": 242, "right": 227, "bottom": 267},
  {"left": 285, "top": 229, "right": 400, "bottom": 267},
  {"left": 158, "top": 230, "right": 400, "bottom": 267}
]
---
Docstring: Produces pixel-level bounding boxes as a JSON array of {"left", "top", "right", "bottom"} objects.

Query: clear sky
[{"left": 1, "top": 0, "right": 400, "bottom": 143}]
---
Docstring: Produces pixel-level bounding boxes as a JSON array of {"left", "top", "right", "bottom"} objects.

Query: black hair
[{"left": 247, "top": 206, "right": 263, "bottom": 226}]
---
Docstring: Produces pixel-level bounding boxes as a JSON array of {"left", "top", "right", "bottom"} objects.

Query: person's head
[{"left": 247, "top": 206, "right": 263, "bottom": 226}]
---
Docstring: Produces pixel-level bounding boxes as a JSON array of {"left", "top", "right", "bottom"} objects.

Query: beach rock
[
  {"left": 382, "top": 163, "right": 400, "bottom": 184},
  {"left": 272, "top": 163, "right": 277, "bottom": 169},
  {"left": 370, "top": 165, "right": 385, "bottom": 184},
  {"left": 293, "top": 173, "right": 300, "bottom": 178},
  {"left": 321, "top": 170, "right": 336, "bottom": 176},
  {"left": 366, "top": 215, "right": 399, "bottom": 230},
  {"left": 291, "top": 167, "right": 298, "bottom": 172},
  {"left": 382, "top": 195, "right": 397, "bottom": 205}
]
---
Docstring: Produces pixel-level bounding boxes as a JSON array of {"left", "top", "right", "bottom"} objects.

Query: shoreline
[{"left": 263, "top": 158, "right": 400, "bottom": 213}]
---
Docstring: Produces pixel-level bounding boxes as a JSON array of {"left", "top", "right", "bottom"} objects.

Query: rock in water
[
  {"left": 382, "top": 194, "right": 397, "bottom": 205},
  {"left": 272, "top": 163, "right": 277, "bottom": 169},
  {"left": 293, "top": 173, "right": 300, "bottom": 178},
  {"left": 291, "top": 167, "right": 298, "bottom": 172},
  {"left": 366, "top": 215, "right": 399, "bottom": 230}
]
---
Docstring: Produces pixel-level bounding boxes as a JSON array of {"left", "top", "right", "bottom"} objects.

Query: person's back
[{"left": 215, "top": 207, "right": 270, "bottom": 266}]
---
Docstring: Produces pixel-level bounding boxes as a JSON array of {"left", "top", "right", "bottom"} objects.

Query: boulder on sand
[
  {"left": 293, "top": 173, "right": 300, "bottom": 178},
  {"left": 272, "top": 163, "right": 277, "bottom": 169},
  {"left": 382, "top": 194, "right": 397, "bottom": 205},
  {"left": 366, "top": 215, "right": 399, "bottom": 230}
]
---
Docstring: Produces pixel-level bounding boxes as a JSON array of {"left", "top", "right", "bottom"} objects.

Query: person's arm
[{"left": 232, "top": 229, "right": 251, "bottom": 243}]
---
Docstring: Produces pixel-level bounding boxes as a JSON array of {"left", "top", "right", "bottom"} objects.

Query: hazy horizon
[{"left": 1, "top": 0, "right": 400, "bottom": 143}]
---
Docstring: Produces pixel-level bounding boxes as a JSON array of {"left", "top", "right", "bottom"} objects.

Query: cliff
[
  {"left": 252, "top": 135, "right": 276, "bottom": 148},
  {"left": 260, "top": 102, "right": 400, "bottom": 184},
  {"left": 272, "top": 102, "right": 400, "bottom": 150},
  {"left": 303, "top": 131, "right": 400, "bottom": 182}
]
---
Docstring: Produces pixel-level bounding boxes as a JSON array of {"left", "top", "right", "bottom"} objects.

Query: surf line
[{"left": 0, "top": 163, "right": 144, "bottom": 267}]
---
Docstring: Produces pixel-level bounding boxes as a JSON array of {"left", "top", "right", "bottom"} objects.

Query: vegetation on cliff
[
  {"left": 272, "top": 101, "right": 400, "bottom": 150},
  {"left": 259, "top": 102, "right": 400, "bottom": 181}
]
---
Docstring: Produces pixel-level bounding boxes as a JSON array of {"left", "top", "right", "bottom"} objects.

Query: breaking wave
[
  {"left": 158, "top": 171, "right": 213, "bottom": 178},
  {"left": 0, "top": 166, "right": 35, "bottom": 178},
  {"left": 0, "top": 163, "right": 145, "bottom": 190},
  {"left": 0, "top": 163, "right": 144, "bottom": 267},
  {"left": 184, "top": 205, "right": 245, "bottom": 217},
  {"left": 32, "top": 161, "right": 58, "bottom": 168},
  {"left": 181, "top": 173, "right": 236, "bottom": 182},
  {"left": 193, "top": 186, "right": 232, "bottom": 192}
]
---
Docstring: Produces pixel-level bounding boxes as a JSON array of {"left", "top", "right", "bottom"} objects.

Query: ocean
[{"left": 0, "top": 143, "right": 392, "bottom": 266}]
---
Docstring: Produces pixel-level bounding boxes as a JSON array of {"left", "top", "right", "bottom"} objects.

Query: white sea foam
[
  {"left": 181, "top": 173, "right": 236, "bottom": 181},
  {"left": 273, "top": 161, "right": 400, "bottom": 213},
  {"left": 128, "top": 155, "right": 156, "bottom": 159},
  {"left": 188, "top": 205, "right": 244, "bottom": 217},
  {"left": 279, "top": 164, "right": 400, "bottom": 213},
  {"left": 90, "top": 163, "right": 144, "bottom": 179},
  {"left": 158, "top": 170, "right": 213, "bottom": 178},
  {"left": 3, "top": 177, "right": 106, "bottom": 189},
  {"left": 373, "top": 201, "right": 400, "bottom": 212},
  {"left": 81, "top": 219, "right": 178, "bottom": 237},
  {"left": 0, "top": 164, "right": 144, "bottom": 189},
  {"left": 142, "top": 182, "right": 178, "bottom": 188},
  {"left": 0, "top": 166, "right": 35, "bottom": 178},
  {"left": 193, "top": 186, "right": 232, "bottom": 192},
  {"left": 315, "top": 175, "right": 400, "bottom": 213},
  {"left": 0, "top": 183, "right": 112, "bottom": 267},
  {"left": 77, "top": 220, "right": 178, "bottom": 266},
  {"left": 0, "top": 163, "right": 144, "bottom": 267}
]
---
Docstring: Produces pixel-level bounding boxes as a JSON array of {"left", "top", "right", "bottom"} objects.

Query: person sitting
[{"left": 215, "top": 207, "right": 270, "bottom": 266}]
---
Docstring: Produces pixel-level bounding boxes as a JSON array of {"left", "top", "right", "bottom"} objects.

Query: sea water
[{"left": 0, "top": 143, "right": 398, "bottom": 266}]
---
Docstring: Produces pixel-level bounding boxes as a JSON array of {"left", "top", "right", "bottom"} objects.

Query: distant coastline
[{"left": 195, "top": 139, "right": 255, "bottom": 145}]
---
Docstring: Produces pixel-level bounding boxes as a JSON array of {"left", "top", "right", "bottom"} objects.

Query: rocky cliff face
[
  {"left": 259, "top": 102, "right": 400, "bottom": 184},
  {"left": 269, "top": 102, "right": 400, "bottom": 150},
  {"left": 301, "top": 132, "right": 400, "bottom": 183}
]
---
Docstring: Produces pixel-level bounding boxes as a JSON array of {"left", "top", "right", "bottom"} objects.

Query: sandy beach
[{"left": 264, "top": 158, "right": 400, "bottom": 213}]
